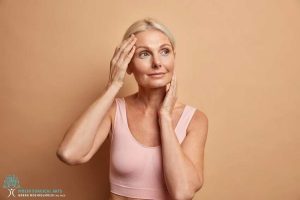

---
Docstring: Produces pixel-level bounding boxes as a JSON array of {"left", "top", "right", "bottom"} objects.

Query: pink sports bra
[{"left": 109, "top": 97, "right": 196, "bottom": 199}]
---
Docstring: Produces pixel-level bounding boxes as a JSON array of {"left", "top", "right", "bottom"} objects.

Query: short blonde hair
[{"left": 122, "top": 17, "right": 176, "bottom": 50}]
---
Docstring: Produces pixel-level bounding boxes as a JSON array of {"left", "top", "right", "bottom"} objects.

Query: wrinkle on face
[
  {"left": 127, "top": 29, "right": 176, "bottom": 89},
  {"left": 133, "top": 30, "right": 174, "bottom": 55}
]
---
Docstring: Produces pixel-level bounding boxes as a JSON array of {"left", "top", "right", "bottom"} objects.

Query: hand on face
[
  {"left": 159, "top": 73, "right": 177, "bottom": 117},
  {"left": 107, "top": 34, "right": 137, "bottom": 88}
]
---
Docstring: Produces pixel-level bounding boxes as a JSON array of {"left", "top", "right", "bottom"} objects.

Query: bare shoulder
[
  {"left": 175, "top": 99, "right": 208, "bottom": 135},
  {"left": 175, "top": 100, "right": 209, "bottom": 127},
  {"left": 110, "top": 94, "right": 135, "bottom": 118},
  {"left": 187, "top": 108, "right": 209, "bottom": 135}
]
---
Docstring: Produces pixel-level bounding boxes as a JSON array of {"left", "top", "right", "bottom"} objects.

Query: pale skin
[{"left": 57, "top": 30, "right": 208, "bottom": 200}]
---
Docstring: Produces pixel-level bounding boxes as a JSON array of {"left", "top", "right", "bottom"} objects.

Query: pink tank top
[{"left": 109, "top": 97, "right": 196, "bottom": 200}]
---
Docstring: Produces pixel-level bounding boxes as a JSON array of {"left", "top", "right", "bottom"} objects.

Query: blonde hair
[{"left": 122, "top": 17, "right": 176, "bottom": 50}]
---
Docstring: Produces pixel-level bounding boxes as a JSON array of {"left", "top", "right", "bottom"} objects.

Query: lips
[
  {"left": 148, "top": 72, "right": 166, "bottom": 76},
  {"left": 148, "top": 72, "right": 166, "bottom": 78}
]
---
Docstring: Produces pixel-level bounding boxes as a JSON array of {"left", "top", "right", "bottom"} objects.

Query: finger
[
  {"left": 169, "top": 73, "right": 175, "bottom": 88},
  {"left": 114, "top": 35, "right": 136, "bottom": 64},
  {"left": 166, "top": 79, "right": 174, "bottom": 96},
  {"left": 109, "top": 46, "right": 121, "bottom": 82},
  {"left": 123, "top": 45, "right": 136, "bottom": 65},
  {"left": 118, "top": 37, "right": 137, "bottom": 64},
  {"left": 166, "top": 81, "right": 171, "bottom": 91},
  {"left": 116, "top": 45, "right": 136, "bottom": 79},
  {"left": 118, "top": 34, "right": 135, "bottom": 52},
  {"left": 111, "top": 35, "right": 134, "bottom": 64},
  {"left": 170, "top": 73, "right": 177, "bottom": 97},
  {"left": 112, "top": 46, "right": 120, "bottom": 60},
  {"left": 173, "top": 75, "right": 177, "bottom": 97},
  {"left": 109, "top": 47, "right": 120, "bottom": 80},
  {"left": 110, "top": 35, "right": 135, "bottom": 81}
]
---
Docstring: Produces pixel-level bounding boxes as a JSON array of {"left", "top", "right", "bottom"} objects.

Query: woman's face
[{"left": 128, "top": 29, "right": 176, "bottom": 89}]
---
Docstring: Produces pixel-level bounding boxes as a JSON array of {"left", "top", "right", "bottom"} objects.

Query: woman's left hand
[{"left": 159, "top": 73, "right": 177, "bottom": 118}]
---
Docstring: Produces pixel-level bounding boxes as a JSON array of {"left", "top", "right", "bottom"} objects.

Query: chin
[
  {"left": 149, "top": 84, "right": 167, "bottom": 89},
  {"left": 136, "top": 74, "right": 172, "bottom": 88},
  {"left": 146, "top": 79, "right": 170, "bottom": 89}
]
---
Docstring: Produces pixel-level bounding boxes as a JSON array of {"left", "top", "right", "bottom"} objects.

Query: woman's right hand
[{"left": 107, "top": 34, "right": 137, "bottom": 88}]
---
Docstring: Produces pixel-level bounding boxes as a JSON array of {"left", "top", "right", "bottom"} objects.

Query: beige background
[{"left": 1, "top": 0, "right": 299, "bottom": 199}]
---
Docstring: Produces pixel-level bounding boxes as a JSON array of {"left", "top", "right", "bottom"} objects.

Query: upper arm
[
  {"left": 181, "top": 109, "right": 209, "bottom": 183},
  {"left": 80, "top": 100, "right": 116, "bottom": 163}
]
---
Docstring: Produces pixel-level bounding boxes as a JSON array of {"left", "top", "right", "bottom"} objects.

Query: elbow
[
  {"left": 172, "top": 191, "right": 195, "bottom": 200},
  {"left": 172, "top": 190, "right": 198, "bottom": 200},
  {"left": 172, "top": 180, "right": 203, "bottom": 200},
  {"left": 56, "top": 149, "right": 85, "bottom": 166}
]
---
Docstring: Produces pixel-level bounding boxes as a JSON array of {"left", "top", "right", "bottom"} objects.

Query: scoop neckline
[{"left": 121, "top": 97, "right": 187, "bottom": 149}]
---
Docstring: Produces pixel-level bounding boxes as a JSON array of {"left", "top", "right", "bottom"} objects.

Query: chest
[{"left": 126, "top": 106, "right": 185, "bottom": 147}]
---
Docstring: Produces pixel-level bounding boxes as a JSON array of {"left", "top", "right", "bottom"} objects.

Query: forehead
[{"left": 134, "top": 29, "right": 171, "bottom": 47}]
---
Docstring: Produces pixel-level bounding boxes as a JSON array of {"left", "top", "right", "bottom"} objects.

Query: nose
[{"left": 152, "top": 54, "right": 161, "bottom": 69}]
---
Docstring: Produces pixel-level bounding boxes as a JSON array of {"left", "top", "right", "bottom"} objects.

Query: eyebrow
[{"left": 135, "top": 43, "right": 172, "bottom": 50}]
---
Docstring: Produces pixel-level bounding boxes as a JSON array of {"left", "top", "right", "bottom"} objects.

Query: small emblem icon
[{"left": 3, "top": 175, "right": 21, "bottom": 197}]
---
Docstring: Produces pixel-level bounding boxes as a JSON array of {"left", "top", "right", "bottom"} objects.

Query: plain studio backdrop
[{"left": 0, "top": 0, "right": 299, "bottom": 199}]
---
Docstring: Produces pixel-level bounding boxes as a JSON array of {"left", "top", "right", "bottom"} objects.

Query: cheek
[
  {"left": 130, "top": 58, "right": 151, "bottom": 73},
  {"left": 162, "top": 57, "right": 175, "bottom": 70}
]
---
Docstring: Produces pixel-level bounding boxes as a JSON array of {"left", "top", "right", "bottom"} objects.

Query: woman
[{"left": 57, "top": 18, "right": 208, "bottom": 200}]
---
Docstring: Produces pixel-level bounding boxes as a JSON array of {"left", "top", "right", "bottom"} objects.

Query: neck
[{"left": 134, "top": 85, "right": 167, "bottom": 113}]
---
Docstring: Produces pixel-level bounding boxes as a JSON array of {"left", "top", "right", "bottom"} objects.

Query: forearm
[
  {"left": 57, "top": 83, "right": 121, "bottom": 161},
  {"left": 159, "top": 115, "right": 201, "bottom": 199}
]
